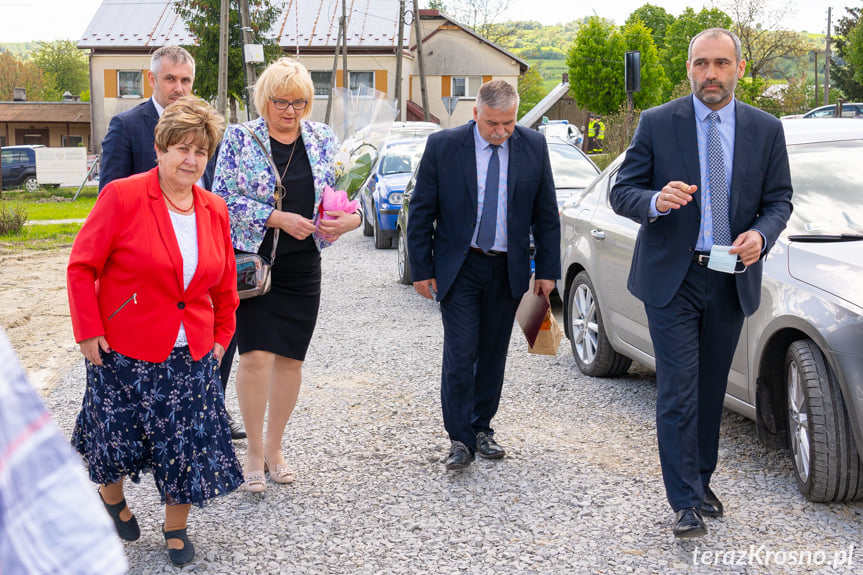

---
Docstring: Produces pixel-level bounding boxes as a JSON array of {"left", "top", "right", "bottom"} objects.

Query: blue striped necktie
[
  {"left": 477, "top": 144, "right": 499, "bottom": 252},
  {"left": 707, "top": 112, "right": 732, "bottom": 246}
]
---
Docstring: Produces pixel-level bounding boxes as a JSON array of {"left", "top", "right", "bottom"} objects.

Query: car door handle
[{"left": 590, "top": 229, "right": 606, "bottom": 240}]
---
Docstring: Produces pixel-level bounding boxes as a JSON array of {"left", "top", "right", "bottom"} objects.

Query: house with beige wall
[{"left": 79, "top": 0, "right": 528, "bottom": 151}]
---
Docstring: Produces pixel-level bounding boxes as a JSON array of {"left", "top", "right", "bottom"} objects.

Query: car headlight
[{"left": 388, "top": 192, "right": 403, "bottom": 205}]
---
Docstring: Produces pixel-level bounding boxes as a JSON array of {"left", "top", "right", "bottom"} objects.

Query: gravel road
[{"left": 43, "top": 229, "right": 863, "bottom": 574}]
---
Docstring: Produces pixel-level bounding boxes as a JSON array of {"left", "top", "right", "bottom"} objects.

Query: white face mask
[{"left": 707, "top": 245, "right": 745, "bottom": 274}]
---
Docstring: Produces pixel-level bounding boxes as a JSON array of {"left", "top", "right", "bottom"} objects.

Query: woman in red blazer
[{"left": 67, "top": 98, "right": 242, "bottom": 567}]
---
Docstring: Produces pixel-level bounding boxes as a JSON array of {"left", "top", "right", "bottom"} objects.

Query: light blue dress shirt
[
  {"left": 471, "top": 123, "right": 509, "bottom": 252},
  {"left": 650, "top": 96, "right": 736, "bottom": 251}
]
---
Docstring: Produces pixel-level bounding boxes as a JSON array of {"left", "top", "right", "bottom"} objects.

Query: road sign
[{"left": 442, "top": 97, "right": 459, "bottom": 117}]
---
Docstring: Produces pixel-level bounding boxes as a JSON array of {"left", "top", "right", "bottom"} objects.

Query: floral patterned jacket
[{"left": 212, "top": 116, "right": 338, "bottom": 253}]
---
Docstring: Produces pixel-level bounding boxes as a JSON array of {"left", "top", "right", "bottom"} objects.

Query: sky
[{"left": 0, "top": 0, "right": 847, "bottom": 44}]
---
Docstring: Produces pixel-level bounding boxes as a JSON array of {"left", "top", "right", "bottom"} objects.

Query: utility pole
[
  {"left": 394, "top": 0, "right": 405, "bottom": 121},
  {"left": 239, "top": 0, "right": 258, "bottom": 120},
  {"left": 813, "top": 51, "right": 818, "bottom": 108},
  {"left": 824, "top": 7, "right": 831, "bottom": 107},
  {"left": 412, "top": 0, "right": 429, "bottom": 120},
  {"left": 325, "top": 18, "right": 344, "bottom": 123},
  {"left": 217, "top": 0, "right": 229, "bottom": 117},
  {"left": 342, "top": 0, "right": 348, "bottom": 90}
]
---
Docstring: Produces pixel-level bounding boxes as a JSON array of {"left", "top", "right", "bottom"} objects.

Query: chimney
[
  {"left": 562, "top": 73, "right": 568, "bottom": 83},
  {"left": 63, "top": 90, "right": 75, "bottom": 102},
  {"left": 13, "top": 87, "right": 26, "bottom": 101}
]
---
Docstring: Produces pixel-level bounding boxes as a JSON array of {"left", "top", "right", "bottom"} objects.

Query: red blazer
[{"left": 68, "top": 168, "right": 239, "bottom": 363}]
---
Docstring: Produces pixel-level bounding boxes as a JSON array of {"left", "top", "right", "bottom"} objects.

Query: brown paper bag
[{"left": 528, "top": 307, "right": 563, "bottom": 355}]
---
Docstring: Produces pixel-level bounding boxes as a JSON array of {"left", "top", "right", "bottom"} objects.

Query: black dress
[{"left": 236, "top": 136, "right": 321, "bottom": 360}]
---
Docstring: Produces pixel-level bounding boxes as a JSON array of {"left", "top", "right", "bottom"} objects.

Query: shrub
[{"left": 0, "top": 204, "right": 29, "bottom": 235}]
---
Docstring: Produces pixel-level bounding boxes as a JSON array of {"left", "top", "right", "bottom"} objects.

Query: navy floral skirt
[{"left": 72, "top": 347, "right": 244, "bottom": 507}]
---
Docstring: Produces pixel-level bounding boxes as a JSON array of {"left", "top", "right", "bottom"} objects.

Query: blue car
[{"left": 361, "top": 138, "right": 427, "bottom": 249}]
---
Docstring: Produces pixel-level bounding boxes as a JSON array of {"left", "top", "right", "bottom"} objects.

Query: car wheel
[
  {"left": 397, "top": 228, "right": 412, "bottom": 285},
  {"left": 362, "top": 210, "right": 373, "bottom": 236},
  {"left": 566, "top": 271, "right": 631, "bottom": 377},
  {"left": 23, "top": 176, "right": 39, "bottom": 193},
  {"left": 785, "top": 339, "right": 863, "bottom": 502},
  {"left": 373, "top": 210, "right": 392, "bottom": 249}
]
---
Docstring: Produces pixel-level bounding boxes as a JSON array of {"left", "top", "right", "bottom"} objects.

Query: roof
[
  {"left": 79, "top": 0, "right": 193, "bottom": 48},
  {"left": 0, "top": 102, "right": 91, "bottom": 123},
  {"left": 417, "top": 10, "right": 528, "bottom": 72},
  {"left": 518, "top": 82, "right": 571, "bottom": 127},
  {"left": 277, "top": 0, "right": 408, "bottom": 49},
  {"left": 79, "top": 0, "right": 409, "bottom": 50}
]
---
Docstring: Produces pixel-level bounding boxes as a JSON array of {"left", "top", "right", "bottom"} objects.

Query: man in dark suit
[
  {"left": 99, "top": 45, "right": 241, "bottom": 439},
  {"left": 610, "top": 28, "right": 793, "bottom": 537},
  {"left": 407, "top": 80, "right": 560, "bottom": 471}
]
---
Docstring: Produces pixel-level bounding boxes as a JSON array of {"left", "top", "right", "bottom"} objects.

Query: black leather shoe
[
  {"left": 673, "top": 507, "right": 708, "bottom": 538},
  {"left": 100, "top": 493, "right": 140, "bottom": 541},
  {"left": 475, "top": 431, "right": 505, "bottom": 459},
  {"left": 701, "top": 485, "right": 724, "bottom": 517},
  {"left": 227, "top": 412, "right": 246, "bottom": 440},
  {"left": 445, "top": 441, "right": 475, "bottom": 471},
  {"left": 163, "top": 526, "right": 195, "bottom": 566}
]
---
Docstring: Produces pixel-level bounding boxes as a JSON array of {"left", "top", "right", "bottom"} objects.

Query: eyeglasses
[{"left": 271, "top": 98, "right": 307, "bottom": 111}]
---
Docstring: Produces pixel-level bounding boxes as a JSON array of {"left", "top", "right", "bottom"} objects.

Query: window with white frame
[
  {"left": 118, "top": 71, "right": 143, "bottom": 98},
  {"left": 311, "top": 71, "right": 332, "bottom": 97},
  {"left": 452, "top": 76, "right": 482, "bottom": 99}
]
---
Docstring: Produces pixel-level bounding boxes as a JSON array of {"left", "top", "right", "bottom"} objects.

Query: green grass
[
  {"left": 14, "top": 197, "right": 96, "bottom": 220},
  {"left": 0, "top": 222, "right": 82, "bottom": 251},
  {"left": 0, "top": 186, "right": 96, "bottom": 250}
]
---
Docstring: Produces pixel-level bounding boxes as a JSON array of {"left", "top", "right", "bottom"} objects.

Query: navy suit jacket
[
  {"left": 407, "top": 121, "right": 561, "bottom": 301},
  {"left": 610, "top": 95, "right": 793, "bottom": 316},
  {"left": 99, "top": 99, "right": 216, "bottom": 192}
]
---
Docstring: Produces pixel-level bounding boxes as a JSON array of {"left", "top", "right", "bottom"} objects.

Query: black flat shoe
[
  {"left": 227, "top": 413, "right": 247, "bottom": 440},
  {"left": 445, "top": 441, "right": 475, "bottom": 471},
  {"left": 672, "top": 507, "right": 707, "bottom": 538},
  {"left": 475, "top": 431, "right": 505, "bottom": 459},
  {"left": 701, "top": 485, "right": 724, "bottom": 517},
  {"left": 100, "top": 493, "right": 140, "bottom": 541},
  {"left": 163, "top": 526, "right": 195, "bottom": 566}
]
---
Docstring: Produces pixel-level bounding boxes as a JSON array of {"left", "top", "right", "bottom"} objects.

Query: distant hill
[{"left": 0, "top": 42, "right": 38, "bottom": 59}]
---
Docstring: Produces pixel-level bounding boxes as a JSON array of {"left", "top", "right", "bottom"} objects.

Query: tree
[
  {"left": 174, "top": 0, "right": 282, "bottom": 118},
  {"left": 660, "top": 7, "right": 733, "bottom": 92},
  {"left": 517, "top": 63, "right": 545, "bottom": 118},
  {"left": 621, "top": 20, "right": 668, "bottom": 110},
  {"left": 32, "top": 40, "right": 89, "bottom": 99},
  {"left": 832, "top": 6, "right": 863, "bottom": 101},
  {"left": 722, "top": 0, "right": 810, "bottom": 82},
  {"left": 0, "top": 52, "right": 50, "bottom": 101},
  {"left": 566, "top": 17, "right": 666, "bottom": 115},
  {"left": 444, "top": 0, "right": 519, "bottom": 44},
  {"left": 626, "top": 4, "right": 675, "bottom": 53},
  {"left": 566, "top": 17, "right": 624, "bottom": 116}
]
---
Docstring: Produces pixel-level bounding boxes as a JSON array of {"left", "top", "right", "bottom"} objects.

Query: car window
[
  {"left": 380, "top": 141, "right": 426, "bottom": 175},
  {"left": 786, "top": 139, "right": 863, "bottom": 235},
  {"left": 0, "top": 150, "right": 11, "bottom": 164},
  {"left": 547, "top": 143, "right": 599, "bottom": 188}
]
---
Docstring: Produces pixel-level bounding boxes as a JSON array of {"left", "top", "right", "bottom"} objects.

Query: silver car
[{"left": 557, "top": 118, "right": 863, "bottom": 502}]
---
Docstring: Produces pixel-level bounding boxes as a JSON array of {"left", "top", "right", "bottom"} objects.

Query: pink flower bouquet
[{"left": 316, "top": 185, "right": 360, "bottom": 243}]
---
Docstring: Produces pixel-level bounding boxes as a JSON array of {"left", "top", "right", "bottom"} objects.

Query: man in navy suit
[
  {"left": 98, "top": 44, "right": 240, "bottom": 438},
  {"left": 407, "top": 80, "right": 560, "bottom": 471},
  {"left": 611, "top": 28, "right": 793, "bottom": 537}
]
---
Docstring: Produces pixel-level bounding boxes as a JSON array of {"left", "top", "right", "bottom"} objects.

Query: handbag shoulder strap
[{"left": 239, "top": 122, "right": 280, "bottom": 263}]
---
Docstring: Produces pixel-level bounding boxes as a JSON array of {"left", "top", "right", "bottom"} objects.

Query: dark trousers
[
  {"left": 645, "top": 262, "right": 744, "bottom": 511},
  {"left": 219, "top": 335, "right": 237, "bottom": 396},
  {"left": 439, "top": 251, "right": 520, "bottom": 449}
]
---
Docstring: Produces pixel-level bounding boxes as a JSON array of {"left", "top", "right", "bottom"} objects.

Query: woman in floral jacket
[{"left": 212, "top": 58, "right": 361, "bottom": 492}]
